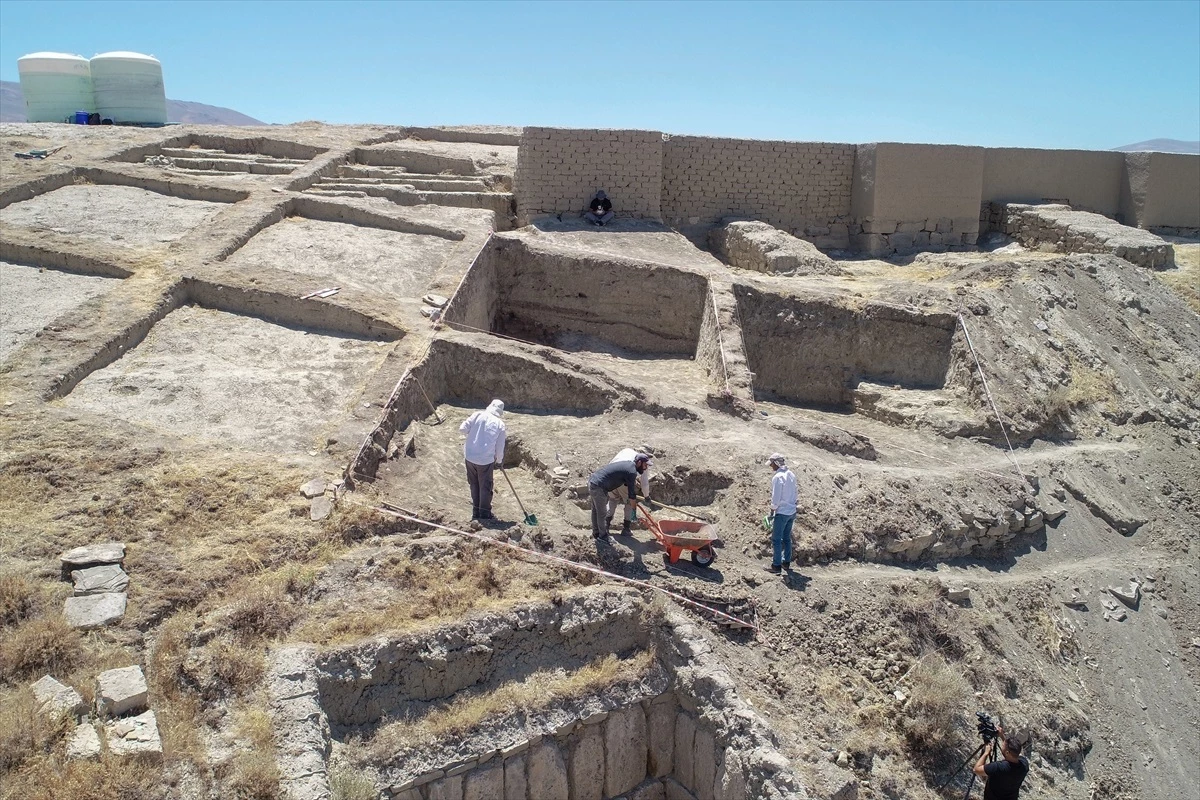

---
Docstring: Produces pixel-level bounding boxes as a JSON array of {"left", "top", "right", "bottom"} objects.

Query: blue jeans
[{"left": 771, "top": 512, "right": 795, "bottom": 567}]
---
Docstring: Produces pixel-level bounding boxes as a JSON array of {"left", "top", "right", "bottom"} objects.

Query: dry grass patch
[
  {"left": 901, "top": 655, "right": 970, "bottom": 766},
  {"left": 329, "top": 764, "right": 377, "bottom": 800},
  {"left": 227, "top": 704, "right": 281, "bottom": 800},
  {"left": 0, "top": 616, "right": 84, "bottom": 685},
  {"left": 292, "top": 543, "right": 557, "bottom": 645},
  {"left": 1158, "top": 243, "right": 1200, "bottom": 314},
  {"left": 362, "top": 649, "right": 655, "bottom": 760}
]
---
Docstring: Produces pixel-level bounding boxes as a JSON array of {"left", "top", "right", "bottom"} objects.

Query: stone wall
[
  {"left": 514, "top": 127, "right": 663, "bottom": 223},
  {"left": 661, "top": 136, "right": 855, "bottom": 247},
  {"left": 269, "top": 590, "right": 810, "bottom": 800},
  {"left": 995, "top": 204, "right": 1174, "bottom": 270}
]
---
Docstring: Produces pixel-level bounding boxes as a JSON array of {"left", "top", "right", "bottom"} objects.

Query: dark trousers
[
  {"left": 466, "top": 461, "right": 495, "bottom": 518},
  {"left": 589, "top": 482, "right": 611, "bottom": 537}
]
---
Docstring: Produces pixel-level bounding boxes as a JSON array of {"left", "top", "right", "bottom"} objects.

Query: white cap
[{"left": 768, "top": 453, "right": 786, "bottom": 466}]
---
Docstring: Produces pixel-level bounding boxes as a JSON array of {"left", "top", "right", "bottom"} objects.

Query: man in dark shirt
[
  {"left": 583, "top": 189, "right": 614, "bottom": 226},
  {"left": 588, "top": 454, "right": 649, "bottom": 539},
  {"left": 974, "top": 726, "right": 1029, "bottom": 800}
]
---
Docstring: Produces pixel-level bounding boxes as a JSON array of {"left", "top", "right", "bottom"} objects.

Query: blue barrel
[{"left": 74, "top": 110, "right": 89, "bottom": 124}]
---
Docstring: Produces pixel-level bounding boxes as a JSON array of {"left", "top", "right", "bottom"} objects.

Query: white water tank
[
  {"left": 90, "top": 51, "right": 167, "bottom": 124},
  {"left": 17, "top": 52, "right": 94, "bottom": 123}
]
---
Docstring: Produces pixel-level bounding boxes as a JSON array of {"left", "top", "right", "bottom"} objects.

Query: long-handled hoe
[{"left": 500, "top": 467, "right": 538, "bottom": 526}]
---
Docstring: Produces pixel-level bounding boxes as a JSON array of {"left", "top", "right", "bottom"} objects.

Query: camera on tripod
[{"left": 976, "top": 711, "right": 999, "bottom": 743}]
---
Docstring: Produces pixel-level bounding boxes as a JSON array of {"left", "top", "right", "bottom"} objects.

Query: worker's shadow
[{"left": 782, "top": 569, "right": 811, "bottom": 591}]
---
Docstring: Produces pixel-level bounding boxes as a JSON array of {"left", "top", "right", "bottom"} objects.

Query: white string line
[
  {"left": 343, "top": 497, "right": 760, "bottom": 631},
  {"left": 957, "top": 312, "right": 1025, "bottom": 480}
]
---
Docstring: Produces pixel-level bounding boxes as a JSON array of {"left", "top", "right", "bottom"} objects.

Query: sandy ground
[
  {"left": 64, "top": 305, "right": 392, "bottom": 454},
  {"left": 0, "top": 260, "right": 121, "bottom": 363},
  {"left": 222, "top": 216, "right": 459, "bottom": 298},
  {"left": 0, "top": 184, "right": 226, "bottom": 250}
]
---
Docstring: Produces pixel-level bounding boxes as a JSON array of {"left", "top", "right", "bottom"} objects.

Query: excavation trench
[
  {"left": 270, "top": 589, "right": 804, "bottom": 800},
  {"left": 734, "top": 284, "right": 957, "bottom": 409},
  {"left": 53, "top": 278, "right": 400, "bottom": 451}
]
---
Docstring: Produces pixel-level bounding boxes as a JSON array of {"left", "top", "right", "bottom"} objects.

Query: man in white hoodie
[{"left": 460, "top": 399, "right": 506, "bottom": 520}]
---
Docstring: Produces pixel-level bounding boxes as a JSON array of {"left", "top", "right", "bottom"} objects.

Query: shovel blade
[{"left": 525, "top": 514, "right": 538, "bottom": 526}]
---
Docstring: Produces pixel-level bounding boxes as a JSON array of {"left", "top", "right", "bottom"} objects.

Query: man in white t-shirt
[
  {"left": 459, "top": 399, "right": 506, "bottom": 519},
  {"left": 765, "top": 453, "right": 797, "bottom": 573}
]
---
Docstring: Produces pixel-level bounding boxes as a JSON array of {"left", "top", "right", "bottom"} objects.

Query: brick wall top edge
[{"left": 665, "top": 134, "right": 857, "bottom": 148}]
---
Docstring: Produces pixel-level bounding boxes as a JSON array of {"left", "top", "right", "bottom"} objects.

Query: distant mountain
[
  {"left": 0, "top": 80, "right": 265, "bottom": 125},
  {"left": 1112, "top": 138, "right": 1200, "bottom": 154}
]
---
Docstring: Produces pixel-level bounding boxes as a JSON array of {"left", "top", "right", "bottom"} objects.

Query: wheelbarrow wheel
[{"left": 691, "top": 545, "right": 716, "bottom": 568}]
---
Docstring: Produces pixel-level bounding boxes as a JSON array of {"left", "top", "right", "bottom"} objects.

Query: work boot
[
  {"left": 621, "top": 520, "right": 632, "bottom": 536},
  {"left": 782, "top": 560, "right": 791, "bottom": 571},
  {"left": 764, "top": 563, "right": 781, "bottom": 574}
]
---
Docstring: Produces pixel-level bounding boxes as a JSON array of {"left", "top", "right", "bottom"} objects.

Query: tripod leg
[{"left": 937, "top": 741, "right": 987, "bottom": 791}]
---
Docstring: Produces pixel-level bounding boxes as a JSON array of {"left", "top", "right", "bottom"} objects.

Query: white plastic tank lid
[
  {"left": 18, "top": 52, "right": 89, "bottom": 60},
  {"left": 91, "top": 51, "right": 161, "bottom": 62}
]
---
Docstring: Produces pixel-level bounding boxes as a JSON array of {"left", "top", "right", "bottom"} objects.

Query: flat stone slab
[
  {"left": 71, "top": 564, "right": 130, "bottom": 596},
  {"left": 66, "top": 722, "right": 102, "bottom": 760},
  {"left": 31, "top": 675, "right": 85, "bottom": 716},
  {"left": 300, "top": 478, "right": 326, "bottom": 499},
  {"left": 310, "top": 496, "right": 334, "bottom": 521},
  {"left": 64, "top": 592, "right": 126, "bottom": 630},
  {"left": 60, "top": 542, "right": 125, "bottom": 569},
  {"left": 96, "top": 665, "right": 149, "bottom": 716},
  {"left": 105, "top": 710, "right": 162, "bottom": 761}
]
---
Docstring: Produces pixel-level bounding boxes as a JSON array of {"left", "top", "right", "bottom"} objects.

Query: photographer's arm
[{"left": 972, "top": 747, "right": 989, "bottom": 779}]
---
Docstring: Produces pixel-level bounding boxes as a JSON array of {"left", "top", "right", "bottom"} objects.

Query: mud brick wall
[
  {"left": 982, "top": 147, "right": 1126, "bottom": 217},
  {"left": 850, "top": 142, "right": 987, "bottom": 256},
  {"left": 514, "top": 127, "right": 663, "bottom": 223},
  {"left": 1120, "top": 151, "right": 1200, "bottom": 231},
  {"left": 661, "top": 136, "right": 855, "bottom": 248}
]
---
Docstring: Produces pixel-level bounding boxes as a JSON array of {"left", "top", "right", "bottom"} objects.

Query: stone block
[
  {"left": 606, "top": 705, "right": 648, "bottom": 797},
  {"left": 664, "top": 777, "right": 699, "bottom": 800},
  {"left": 714, "top": 750, "right": 746, "bottom": 800},
  {"left": 692, "top": 726, "right": 717, "bottom": 800},
  {"left": 60, "top": 543, "right": 125, "bottom": 569},
  {"left": 861, "top": 219, "right": 897, "bottom": 234},
  {"left": 464, "top": 761, "right": 504, "bottom": 800},
  {"left": 528, "top": 741, "right": 568, "bottom": 800},
  {"left": 647, "top": 700, "right": 676, "bottom": 777},
  {"left": 299, "top": 478, "right": 326, "bottom": 498},
  {"left": 71, "top": 564, "right": 129, "bottom": 596},
  {"left": 674, "top": 711, "right": 696, "bottom": 790},
  {"left": 850, "top": 233, "right": 890, "bottom": 256},
  {"left": 31, "top": 675, "right": 85, "bottom": 717},
  {"left": 96, "top": 665, "right": 148, "bottom": 717},
  {"left": 503, "top": 754, "right": 527, "bottom": 800},
  {"left": 426, "top": 775, "right": 464, "bottom": 800},
  {"left": 66, "top": 722, "right": 101, "bottom": 760},
  {"left": 630, "top": 778, "right": 667, "bottom": 800},
  {"left": 570, "top": 724, "right": 605, "bottom": 800},
  {"left": 64, "top": 593, "right": 126, "bottom": 630},
  {"left": 105, "top": 710, "right": 162, "bottom": 762}
]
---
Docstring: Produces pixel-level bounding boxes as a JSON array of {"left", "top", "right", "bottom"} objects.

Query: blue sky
[{"left": 1, "top": 0, "right": 1197, "bottom": 149}]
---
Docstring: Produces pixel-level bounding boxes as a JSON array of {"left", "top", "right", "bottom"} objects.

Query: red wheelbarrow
[{"left": 633, "top": 502, "right": 718, "bottom": 568}]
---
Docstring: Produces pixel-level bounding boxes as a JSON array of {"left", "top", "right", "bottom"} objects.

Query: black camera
[{"left": 976, "top": 712, "right": 999, "bottom": 743}]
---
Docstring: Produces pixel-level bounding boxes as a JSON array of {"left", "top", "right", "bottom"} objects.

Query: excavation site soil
[{"left": 0, "top": 121, "right": 1197, "bottom": 800}]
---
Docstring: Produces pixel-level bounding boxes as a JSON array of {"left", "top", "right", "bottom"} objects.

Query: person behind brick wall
[{"left": 584, "top": 189, "right": 614, "bottom": 226}]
